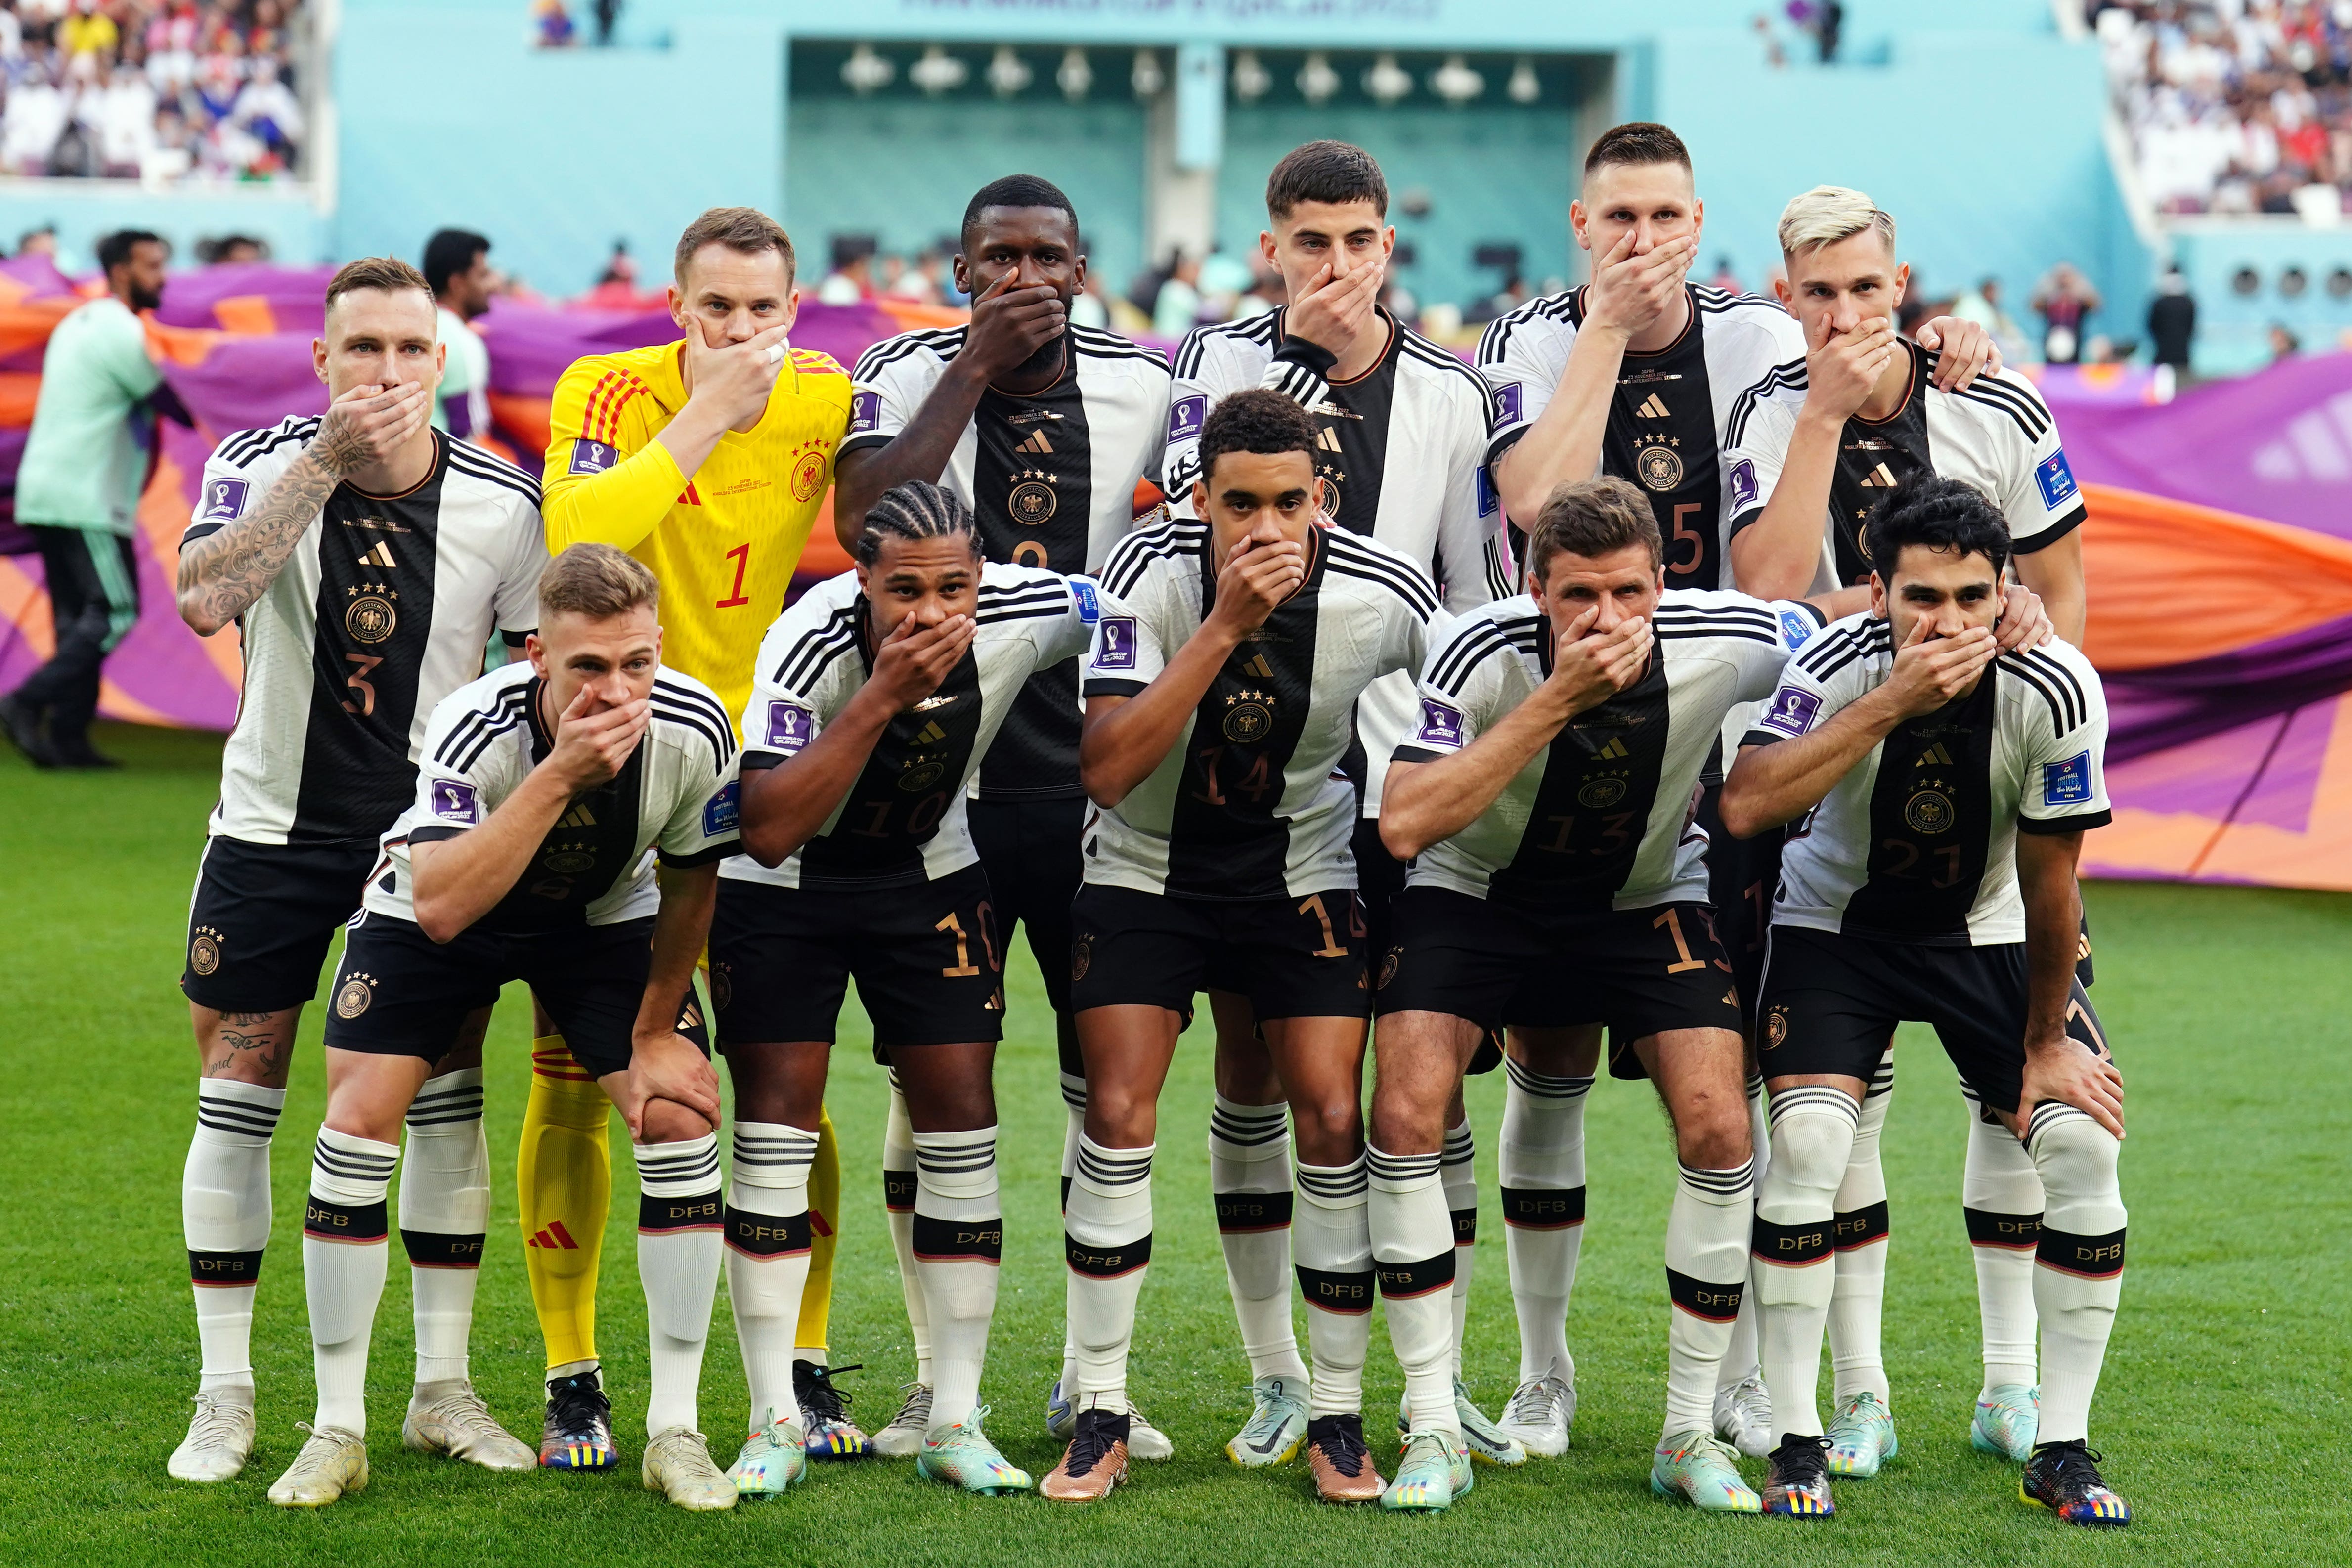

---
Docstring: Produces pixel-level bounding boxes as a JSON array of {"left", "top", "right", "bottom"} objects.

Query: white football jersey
[
  {"left": 1720, "top": 340, "right": 2087, "bottom": 591},
  {"left": 187, "top": 423, "right": 549, "bottom": 847},
  {"left": 1163, "top": 307, "right": 1512, "bottom": 814},
  {"left": 1396, "top": 591, "right": 1822, "bottom": 910},
  {"left": 368, "top": 662, "right": 740, "bottom": 931},
  {"left": 1747, "top": 614, "right": 2112, "bottom": 946},
  {"left": 1081, "top": 516, "right": 1443, "bottom": 900},
  {"left": 723, "top": 564, "right": 1100, "bottom": 891},
  {"left": 1477, "top": 284, "right": 1804, "bottom": 591}
]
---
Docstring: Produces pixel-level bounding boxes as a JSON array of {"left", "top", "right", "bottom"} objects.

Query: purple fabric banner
[
  {"left": 2105, "top": 611, "right": 2352, "bottom": 761},
  {"left": 2059, "top": 351, "right": 2352, "bottom": 542},
  {"left": 151, "top": 263, "right": 337, "bottom": 333}
]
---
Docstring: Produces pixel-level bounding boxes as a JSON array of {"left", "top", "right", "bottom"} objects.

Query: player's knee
[
  {"left": 1290, "top": 1094, "right": 1362, "bottom": 1164},
  {"left": 1083, "top": 1081, "right": 1156, "bottom": 1147},
  {"left": 2026, "top": 1104, "right": 2122, "bottom": 1217},
  {"left": 637, "top": 1097, "right": 715, "bottom": 1146},
  {"left": 1760, "top": 1088, "right": 1859, "bottom": 1193}
]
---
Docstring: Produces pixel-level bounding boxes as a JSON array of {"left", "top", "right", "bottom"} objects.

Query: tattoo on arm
[{"left": 179, "top": 451, "right": 345, "bottom": 630}]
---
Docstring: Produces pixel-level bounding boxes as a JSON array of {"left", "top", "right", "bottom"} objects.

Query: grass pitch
[{"left": 1, "top": 722, "right": 2347, "bottom": 1567}]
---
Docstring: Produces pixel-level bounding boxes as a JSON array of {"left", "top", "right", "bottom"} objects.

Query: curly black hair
[
  {"left": 1196, "top": 388, "right": 1317, "bottom": 486},
  {"left": 854, "top": 480, "right": 981, "bottom": 569},
  {"left": 1861, "top": 471, "right": 2011, "bottom": 579}
]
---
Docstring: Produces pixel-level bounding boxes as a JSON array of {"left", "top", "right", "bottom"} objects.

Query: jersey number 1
[{"left": 717, "top": 543, "right": 752, "bottom": 609}]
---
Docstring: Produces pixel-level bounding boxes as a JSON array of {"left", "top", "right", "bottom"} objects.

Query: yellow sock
[
  {"left": 793, "top": 1104, "right": 841, "bottom": 1359},
  {"left": 519, "top": 1035, "right": 611, "bottom": 1372}
]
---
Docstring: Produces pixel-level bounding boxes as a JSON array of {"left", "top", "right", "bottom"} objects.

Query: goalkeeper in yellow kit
[{"left": 525, "top": 206, "right": 864, "bottom": 1469}]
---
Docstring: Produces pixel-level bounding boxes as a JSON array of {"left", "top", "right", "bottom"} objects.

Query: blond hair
[
  {"left": 539, "top": 543, "right": 659, "bottom": 621},
  {"left": 1777, "top": 185, "right": 1896, "bottom": 259},
  {"left": 673, "top": 206, "right": 796, "bottom": 284}
]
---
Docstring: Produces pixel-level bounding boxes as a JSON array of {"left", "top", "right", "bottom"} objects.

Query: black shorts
[
  {"left": 1697, "top": 780, "right": 1786, "bottom": 1023},
  {"left": 1069, "top": 883, "right": 1369, "bottom": 1023},
  {"left": 968, "top": 794, "right": 1083, "bottom": 1017},
  {"left": 1756, "top": 925, "right": 2112, "bottom": 1117},
  {"left": 322, "top": 913, "right": 706, "bottom": 1077},
  {"left": 182, "top": 835, "right": 377, "bottom": 1013},
  {"left": 1353, "top": 814, "right": 1409, "bottom": 964},
  {"left": 710, "top": 863, "right": 1006, "bottom": 1050},
  {"left": 1374, "top": 887, "right": 1743, "bottom": 1078}
]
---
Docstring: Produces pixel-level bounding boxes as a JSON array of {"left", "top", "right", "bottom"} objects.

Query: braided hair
[
  {"left": 1862, "top": 471, "right": 2011, "bottom": 580},
  {"left": 853, "top": 479, "right": 982, "bottom": 569}
]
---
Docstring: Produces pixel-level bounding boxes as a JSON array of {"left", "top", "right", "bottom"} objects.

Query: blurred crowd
[
  {"left": 0, "top": 0, "right": 303, "bottom": 183},
  {"left": 2101, "top": 0, "right": 2352, "bottom": 217}
]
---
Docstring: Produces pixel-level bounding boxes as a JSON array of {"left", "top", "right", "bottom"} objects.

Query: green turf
[{"left": 1, "top": 722, "right": 2347, "bottom": 1566}]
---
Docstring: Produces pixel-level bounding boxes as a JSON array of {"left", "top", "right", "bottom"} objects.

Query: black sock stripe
[
  {"left": 1501, "top": 1184, "right": 1587, "bottom": 1229},
  {"left": 638, "top": 1192, "right": 723, "bottom": 1232},
  {"left": 1065, "top": 1230, "right": 1151, "bottom": 1278},
  {"left": 400, "top": 1229, "right": 486, "bottom": 1268},
  {"left": 1449, "top": 1207, "right": 1479, "bottom": 1245},
  {"left": 912, "top": 1213, "right": 1003, "bottom": 1263},
  {"left": 1666, "top": 1266, "right": 1744, "bottom": 1321},
  {"left": 2036, "top": 1224, "right": 2126, "bottom": 1279},
  {"left": 1374, "top": 1251, "right": 1456, "bottom": 1299},
  {"left": 188, "top": 1248, "right": 264, "bottom": 1285},
  {"left": 1963, "top": 1207, "right": 2043, "bottom": 1249},
  {"left": 725, "top": 1206, "right": 812, "bottom": 1258},
  {"left": 303, "top": 1195, "right": 388, "bottom": 1242},
  {"left": 1751, "top": 1213, "right": 1834, "bottom": 1264},
  {"left": 1295, "top": 1265, "right": 1375, "bottom": 1315},
  {"left": 1831, "top": 1201, "right": 1890, "bottom": 1250},
  {"left": 1214, "top": 1189, "right": 1294, "bottom": 1232}
]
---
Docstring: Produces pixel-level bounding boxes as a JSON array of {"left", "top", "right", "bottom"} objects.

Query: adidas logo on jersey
[
  {"left": 527, "top": 1221, "right": 583, "bottom": 1250},
  {"left": 1317, "top": 426, "right": 1344, "bottom": 452},
  {"left": 1859, "top": 462, "right": 1899, "bottom": 487},
  {"left": 1914, "top": 742, "right": 1954, "bottom": 766},
  {"left": 557, "top": 802, "right": 597, "bottom": 828},
  {"left": 913, "top": 720, "right": 947, "bottom": 745},
  {"left": 1634, "top": 393, "right": 1670, "bottom": 419},
  {"left": 357, "top": 541, "right": 397, "bottom": 568},
  {"left": 1016, "top": 429, "right": 1054, "bottom": 454},
  {"left": 1594, "top": 736, "right": 1630, "bottom": 759},
  {"left": 1239, "top": 653, "right": 1275, "bottom": 678}
]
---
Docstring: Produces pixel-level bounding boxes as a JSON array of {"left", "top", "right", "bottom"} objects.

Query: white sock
[
  {"left": 914, "top": 1127, "right": 1003, "bottom": 1430},
  {"left": 1500, "top": 1059, "right": 1589, "bottom": 1387},
  {"left": 726, "top": 1120, "right": 817, "bottom": 1431},
  {"left": 185, "top": 1080, "right": 284, "bottom": 1397},
  {"left": 1368, "top": 1145, "right": 1457, "bottom": 1438},
  {"left": 1665, "top": 1157, "right": 1758, "bottom": 1439},
  {"left": 399, "top": 1070, "right": 486, "bottom": 1389},
  {"left": 1294, "top": 1153, "right": 1372, "bottom": 1417},
  {"left": 1828, "top": 1054, "right": 1892, "bottom": 1405},
  {"left": 1057, "top": 1072, "right": 1085, "bottom": 1392},
  {"left": 1210, "top": 1095, "right": 1307, "bottom": 1385},
  {"left": 1441, "top": 1116, "right": 1477, "bottom": 1380},
  {"left": 883, "top": 1072, "right": 931, "bottom": 1388},
  {"left": 636, "top": 1133, "right": 723, "bottom": 1437},
  {"left": 1962, "top": 1080, "right": 2044, "bottom": 1392},
  {"left": 1064, "top": 1136, "right": 1152, "bottom": 1411},
  {"left": 1718, "top": 1075, "right": 1769, "bottom": 1393},
  {"left": 1753, "top": 1089, "right": 1856, "bottom": 1440},
  {"left": 304, "top": 1127, "right": 398, "bottom": 1436},
  {"left": 2026, "top": 1103, "right": 2126, "bottom": 1446}
]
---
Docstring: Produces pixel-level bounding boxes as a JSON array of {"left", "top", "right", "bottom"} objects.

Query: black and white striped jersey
[
  {"left": 1720, "top": 340, "right": 2087, "bottom": 590},
  {"left": 1394, "top": 591, "right": 1822, "bottom": 910},
  {"left": 1081, "top": 518, "right": 1443, "bottom": 899},
  {"left": 723, "top": 563, "right": 1100, "bottom": 891},
  {"left": 366, "top": 661, "right": 740, "bottom": 933},
  {"left": 1162, "top": 307, "right": 1513, "bottom": 815},
  {"left": 844, "top": 325, "right": 1170, "bottom": 801},
  {"left": 1477, "top": 284, "right": 1804, "bottom": 591},
  {"left": 186, "top": 422, "right": 548, "bottom": 847},
  {"left": 1744, "top": 614, "right": 2111, "bottom": 946}
]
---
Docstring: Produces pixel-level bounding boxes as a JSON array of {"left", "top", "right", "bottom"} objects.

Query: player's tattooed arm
[{"left": 176, "top": 383, "right": 427, "bottom": 635}]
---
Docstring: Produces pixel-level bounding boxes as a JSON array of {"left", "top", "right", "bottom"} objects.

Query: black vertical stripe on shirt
[
  {"left": 1491, "top": 645, "right": 1674, "bottom": 907},
  {"left": 1163, "top": 532, "right": 1327, "bottom": 899},
  {"left": 1827, "top": 342, "right": 1935, "bottom": 585},
  {"left": 291, "top": 434, "right": 447, "bottom": 843},
  {"left": 1570, "top": 287, "right": 1724, "bottom": 591},
  {"left": 968, "top": 335, "right": 1095, "bottom": 801},
  {"left": 1839, "top": 670, "right": 1999, "bottom": 942},
  {"left": 1304, "top": 308, "right": 1399, "bottom": 538},
  {"left": 479, "top": 676, "right": 647, "bottom": 933},
  {"left": 796, "top": 613, "right": 986, "bottom": 888}
]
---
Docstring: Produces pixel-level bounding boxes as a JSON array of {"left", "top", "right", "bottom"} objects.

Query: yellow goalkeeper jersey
[{"left": 542, "top": 338, "right": 852, "bottom": 727}]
